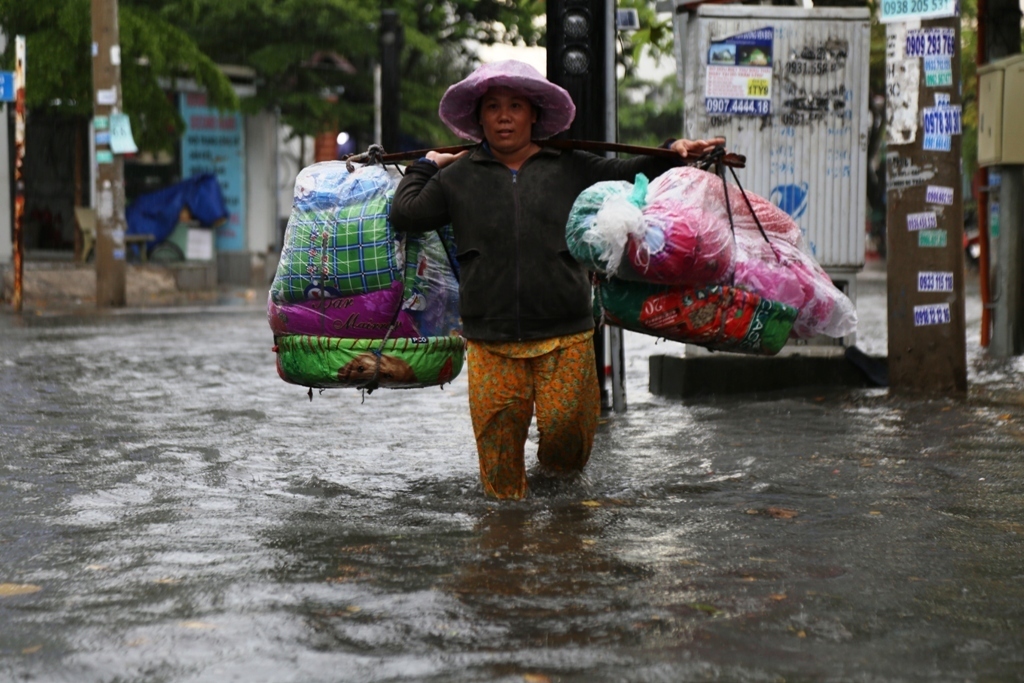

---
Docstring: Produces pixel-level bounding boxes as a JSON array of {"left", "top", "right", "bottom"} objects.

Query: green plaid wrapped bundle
[{"left": 271, "top": 163, "right": 401, "bottom": 303}]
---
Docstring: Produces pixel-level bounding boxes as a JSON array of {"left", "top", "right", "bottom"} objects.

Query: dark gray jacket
[{"left": 390, "top": 145, "right": 679, "bottom": 341}]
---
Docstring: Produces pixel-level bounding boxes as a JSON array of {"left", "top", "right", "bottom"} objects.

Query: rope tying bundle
[{"left": 697, "top": 144, "right": 776, "bottom": 263}]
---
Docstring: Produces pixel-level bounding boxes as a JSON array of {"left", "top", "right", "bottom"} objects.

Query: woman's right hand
[{"left": 426, "top": 150, "right": 468, "bottom": 168}]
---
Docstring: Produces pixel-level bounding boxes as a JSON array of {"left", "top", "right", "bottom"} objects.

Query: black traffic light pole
[
  {"left": 547, "top": 0, "right": 623, "bottom": 410},
  {"left": 380, "top": 9, "right": 403, "bottom": 153},
  {"left": 547, "top": 0, "right": 610, "bottom": 143}
]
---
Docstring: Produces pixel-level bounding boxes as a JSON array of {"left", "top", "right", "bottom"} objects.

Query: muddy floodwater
[{"left": 2, "top": 272, "right": 1023, "bottom": 682}]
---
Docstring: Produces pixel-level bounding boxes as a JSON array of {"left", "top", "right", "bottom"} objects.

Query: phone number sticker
[
  {"left": 914, "top": 303, "right": 951, "bottom": 326},
  {"left": 705, "top": 98, "right": 771, "bottom": 115},
  {"left": 925, "top": 185, "right": 954, "bottom": 205},
  {"left": 905, "top": 28, "right": 956, "bottom": 57},
  {"left": 918, "top": 271, "right": 954, "bottom": 292},
  {"left": 907, "top": 211, "right": 938, "bottom": 231},
  {"left": 881, "top": 0, "right": 957, "bottom": 23}
]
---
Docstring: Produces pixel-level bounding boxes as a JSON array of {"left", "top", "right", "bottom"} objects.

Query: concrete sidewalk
[{"left": 0, "top": 260, "right": 266, "bottom": 314}]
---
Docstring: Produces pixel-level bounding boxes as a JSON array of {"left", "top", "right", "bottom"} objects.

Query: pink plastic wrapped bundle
[
  {"left": 638, "top": 166, "right": 855, "bottom": 339},
  {"left": 732, "top": 231, "right": 857, "bottom": 339},
  {"left": 627, "top": 167, "right": 734, "bottom": 285}
]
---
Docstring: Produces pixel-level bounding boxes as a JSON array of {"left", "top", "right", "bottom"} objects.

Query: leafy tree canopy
[
  {"left": 0, "top": 0, "right": 545, "bottom": 151},
  {"left": 0, "top": 0, "right": 238, "bottom": 151}
]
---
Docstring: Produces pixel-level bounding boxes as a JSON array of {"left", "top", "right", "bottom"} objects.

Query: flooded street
[{"left": 2, "top": 270, "right": 1023, "bottom": 682}]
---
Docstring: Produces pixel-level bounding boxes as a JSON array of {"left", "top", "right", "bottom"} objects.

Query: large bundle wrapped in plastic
[
  {"left": 268, "top": 161, "right": 464, "bottom": 390},
  {"left": 566, "top": 173, "right": 733, "bottom": 285},
  {"left": 567, "top": 166, "right": 856, "bottom": 340},
  {"left": 596, "top": 278, "right": 797, "bottom": 356}
]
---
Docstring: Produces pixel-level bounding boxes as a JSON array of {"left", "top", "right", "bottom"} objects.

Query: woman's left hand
[{"left": 670, "top": 137, "right": 727, "bottom": 159}]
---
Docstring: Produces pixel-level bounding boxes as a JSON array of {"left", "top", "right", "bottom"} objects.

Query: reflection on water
[{"left": 1, "top": 301, "right": 1023, "bottom": 682}]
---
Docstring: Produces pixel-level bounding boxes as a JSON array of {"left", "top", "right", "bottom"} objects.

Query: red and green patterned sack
[{"left": 596, "top": 278, "right": 796, "bottom": 356}]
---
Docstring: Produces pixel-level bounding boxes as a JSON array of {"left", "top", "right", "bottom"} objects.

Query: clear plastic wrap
[
  {"left": 269, "top": 161, "right": 464, "bottom": 390},
  {"left": 567, "top": 165, "right": 857, "bottom": 340},
  {"left": 632, "top": 167, "right": 735, "bottom": 285},
  {"left": 565, "top": 180, "right": 640, "bottom": 275},
  {"left": 733, "top": 231, "right": 857, "bottom": 339}
]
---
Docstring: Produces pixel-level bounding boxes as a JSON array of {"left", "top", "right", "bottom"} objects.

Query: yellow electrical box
[{"left": 978, "top": 54, "right": 1024, "bottom": 166}]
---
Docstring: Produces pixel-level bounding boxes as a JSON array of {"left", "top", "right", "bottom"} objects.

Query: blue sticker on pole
[
  {"left": 923, "top": 103, "right": 962, "bottom": 135},
  {"left": 924, "top": 56, "right": 953, "bottom": 87},
  {"left": 0, "top": 71, "right": 14, "bottom": 102}
]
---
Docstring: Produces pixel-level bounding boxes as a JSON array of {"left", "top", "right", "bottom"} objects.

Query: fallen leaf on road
[
  {"left": 769, "top": 593, "right": 787, "bottom": 601},
  {"left": 0, "top": 583, "right": 42, "bottom": 597},
  {"left": 766, "top": 507, "right": 798, "bottom": 519},
  {"left": 21, "top": 645, "right": 42, "bottom": 654},
  {"left": 179, "top": 621, "right": 217, "bottom": 629},
  {"left": 581, "top": 500, "right": 601, "bottom": 508},
  {"left": 688, "top": 603, "right": 722, "bottom": 615},
  {"left": 523, "top": 675, "right": 551, "bottom": 683}
]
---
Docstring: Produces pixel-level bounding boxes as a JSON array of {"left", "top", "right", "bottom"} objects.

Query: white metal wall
[{"left": 676, "top": 5, "right": 871, "bottom": 270}]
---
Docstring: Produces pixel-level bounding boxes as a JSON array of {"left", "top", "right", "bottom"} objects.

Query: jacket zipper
[{"left": 511, "top": 171, "right": 521, "bottom": 339}]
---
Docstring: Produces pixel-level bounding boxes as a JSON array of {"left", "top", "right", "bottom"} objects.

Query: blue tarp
[{"left": 126, "top": 173, "right": 228, "bottom": 248}]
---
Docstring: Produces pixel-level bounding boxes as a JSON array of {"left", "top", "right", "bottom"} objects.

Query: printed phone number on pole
[
  {"left": 907, "top": 211, "right": 938, "bottom": 231},
  {"left": 923, "top": 105, "right": 962, "bottom": 136},
  {"left": 914, "top": 303, "right": 951, "bottom": 326},
  {"left": 905, "top": 28, "right": 956, "bottom": 57},
  {"left": 918, "top": 271, "right": 954, "bottom": 292}
]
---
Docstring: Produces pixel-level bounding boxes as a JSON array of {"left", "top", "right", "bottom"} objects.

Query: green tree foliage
[
  {"left": 617, "top": 73, "right": 683, "bottom": 146},
  {"left": 0, "top": 0, "right": 238, "bottom": 151},
  {"left": 602, "top": 0, "right": 682, "bottom": 146},
  {"left": 0, "top": 0, "right": 544, "bottom": 152},
  {"left": 152, "top": 0, "right": 545, "bottom": 148}
]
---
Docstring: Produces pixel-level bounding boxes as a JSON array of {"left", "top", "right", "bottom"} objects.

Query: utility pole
[
  {"left": 12, "top": 35, "right": 25, "bottom": 313},
  {"left": 547, "top": 0, "right": 619, "bottom": 409},
  {"left": 91, "top": 0, "right": 127, "bottom": 307},
  {"left": 884, "top": 15, "right": 967, "bottom": 393}
]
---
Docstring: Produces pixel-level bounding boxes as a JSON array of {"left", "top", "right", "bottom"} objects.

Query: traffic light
[{"left": 546, "top": 0, "right": 610, "bottom": 142}]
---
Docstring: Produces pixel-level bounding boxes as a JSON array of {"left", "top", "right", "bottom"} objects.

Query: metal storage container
[{"left": 670, "top": 4, "right": 872, "bottom": 282}]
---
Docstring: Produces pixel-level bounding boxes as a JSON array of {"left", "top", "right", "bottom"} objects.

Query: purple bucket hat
[{"left": 438, "top": 60, "right": 576, "bottom": 142}]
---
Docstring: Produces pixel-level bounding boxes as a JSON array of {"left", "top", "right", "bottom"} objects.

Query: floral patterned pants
[{"left": 466, "top": 331, "right": 601, "bottom": 500}]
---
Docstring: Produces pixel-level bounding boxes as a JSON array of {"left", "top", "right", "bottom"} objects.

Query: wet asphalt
[{"left": 1, "top": 267, "right": 1022, "bottom": 682}]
